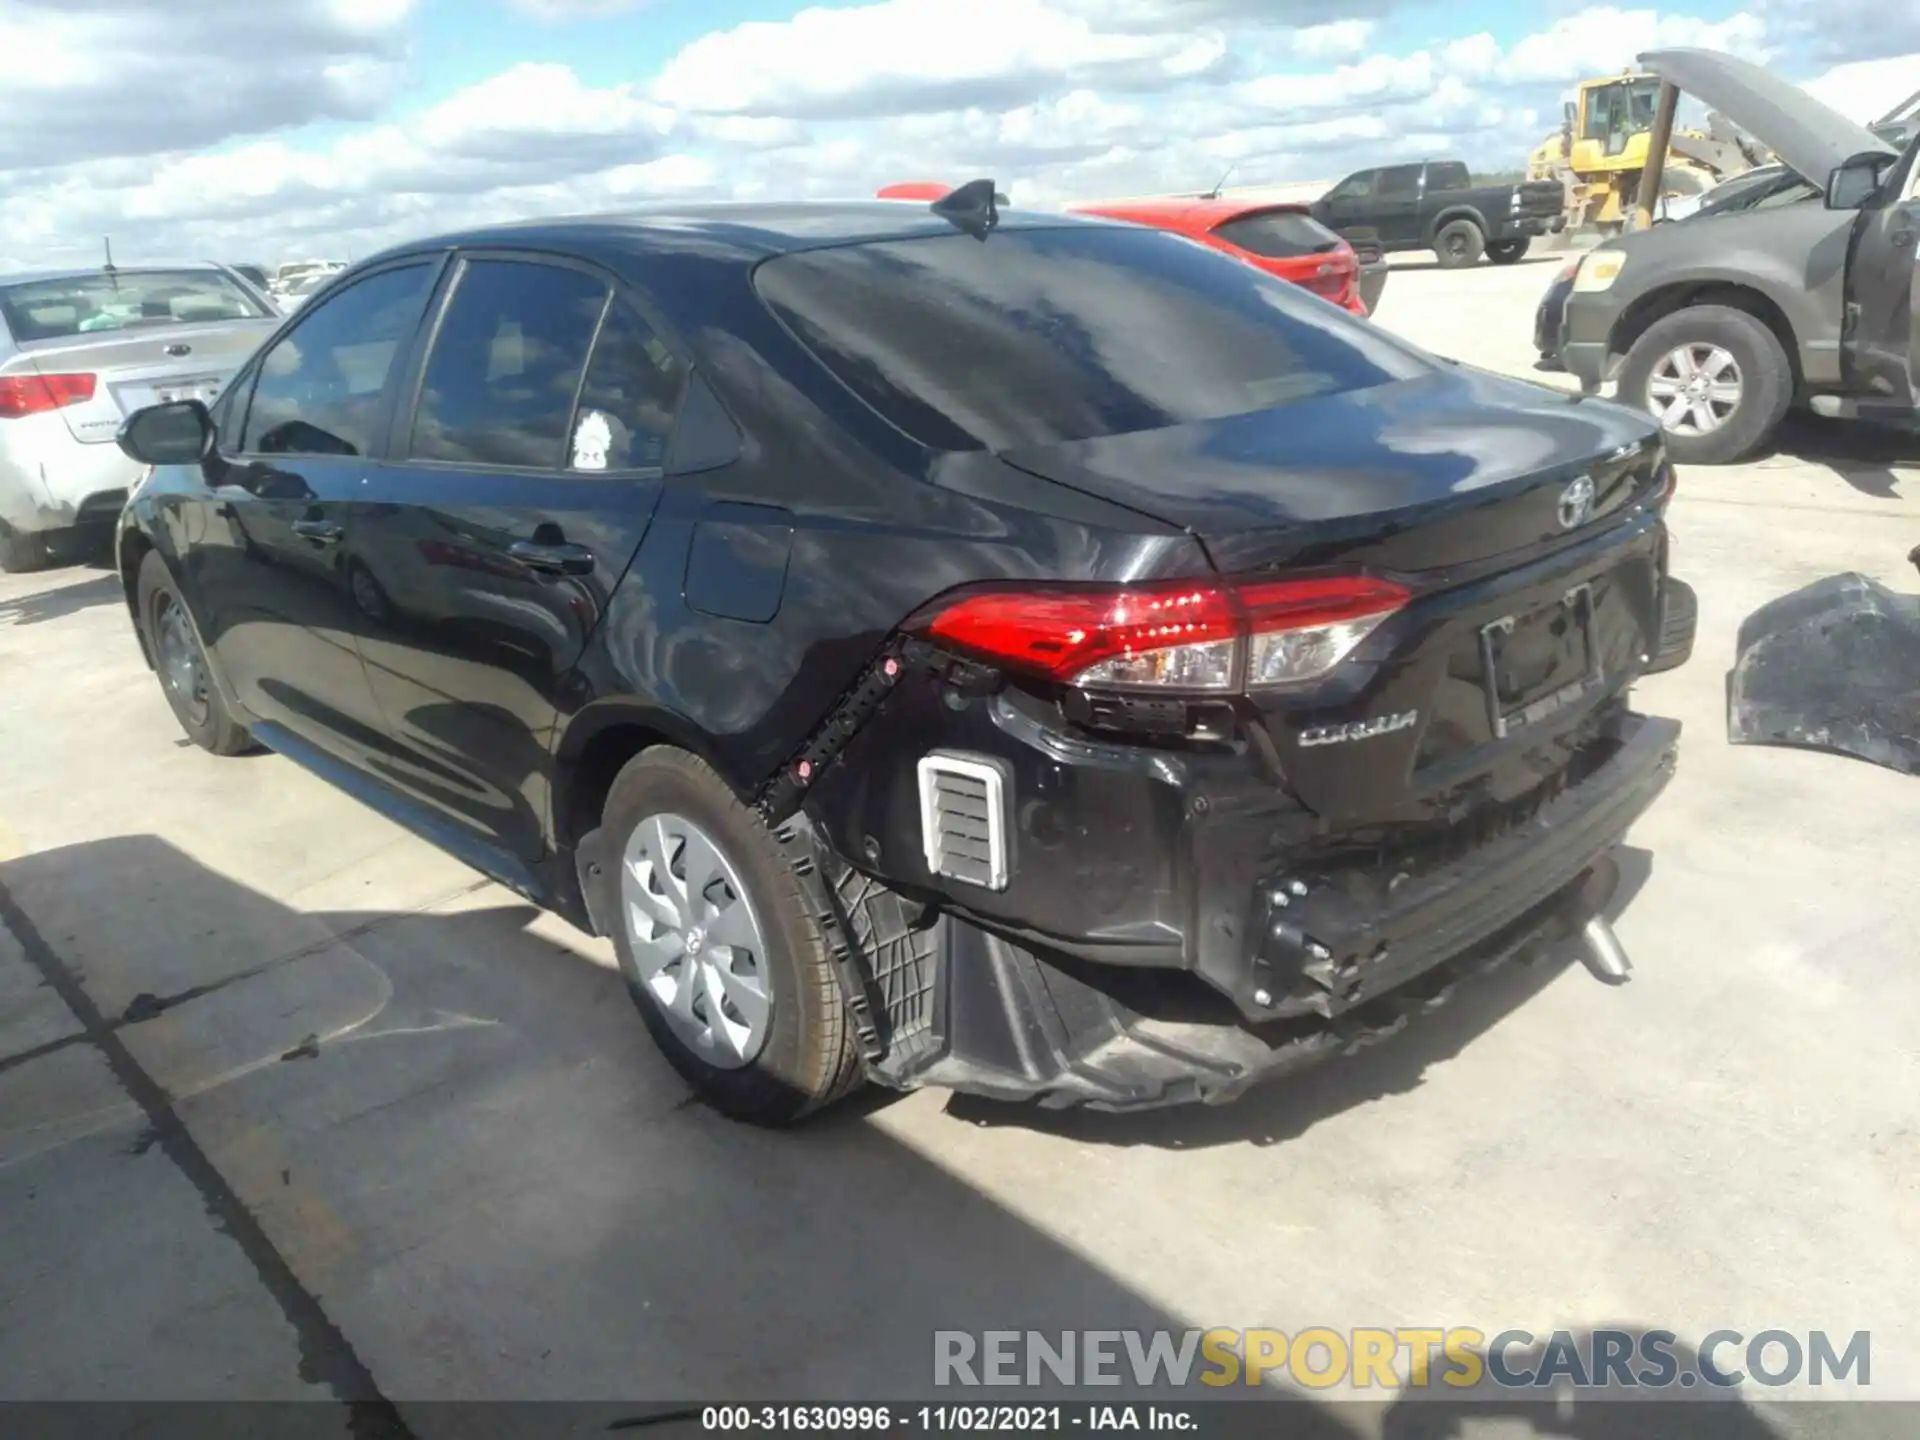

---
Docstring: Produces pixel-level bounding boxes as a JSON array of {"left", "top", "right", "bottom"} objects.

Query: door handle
[
  {"left": 292, "top": 518, "right": 343, "bottom": 545},
  {"left": 507, "top": 539, "right": 596, "bottom": 576}
]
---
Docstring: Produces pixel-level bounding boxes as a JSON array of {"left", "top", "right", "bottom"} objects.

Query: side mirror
[
  {"left": 117, "top": 400, "right": 215, "bottom": 466},
  {"left": 1825, "top": 153, "right": 1885, "bottom": 210}
]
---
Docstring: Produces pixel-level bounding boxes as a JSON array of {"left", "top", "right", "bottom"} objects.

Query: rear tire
[
  {"left": 1618, "top": 305, "right": 1791, "bottom": 465},
  {"left": 1433, "top": 219, "right": 1485, "bottom": 269},
  {"left": 0, "top": 523, "right": 53, "bottom": 574},
  {"left": 594, "top": 747, "right": 864, "bottom": 1126},
  {"left": 1486, "top": 238, "right": 1531, "bottom": 265},
  {"left": 1646, "top": 578, "right": 1697, "bottom": 675},
  {"left": 135, "top": 550, "right": 256, "bottom": 756}
]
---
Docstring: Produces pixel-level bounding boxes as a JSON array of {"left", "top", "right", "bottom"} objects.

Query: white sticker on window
[{"left": 571, "top": 409, "right": 614, "bottom": 471}]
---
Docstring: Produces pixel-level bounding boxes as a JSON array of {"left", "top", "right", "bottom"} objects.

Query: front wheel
[
  {"left": 1433, "top": 219, "right": 1485, "bottom": 269},
  {"left": 1486, "top": 238, "right": 1531, "bottom": 265},
  {"left": 592, "top": 747, "right": 864, "bottom": 1126},
  {"left": 1617, "top": 305, "right": 1791, "bottom": 465},
  {"left": 136, "top": 550, "right": 256, "bottom": 755}
]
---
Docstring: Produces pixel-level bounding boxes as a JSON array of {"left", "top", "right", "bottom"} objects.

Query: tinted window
[
  {"left": 409, "top": 259, "right": 608, "bottom": 469},
  {"left": 755, "top": 226, "right": 1427, "bottom": 453},
  {"left": 569, "top": 301, "right": 684, "bottom": 471},
  {"left": 1329, "top": 171, "right": 1374, "bottom": 201},
  {"left": 1426, "top": 161, "right": 1471, "bottom": 190},
  {"left": 0, "top": 269, "right": 269, "bottom": 343},
  {"left": 1376, "top": 165, "right": 1422, "bottom": 199},
  {"left": 241, "top": 263, "right": 434, "bottom": 457},
  {"left": 1213, "top": 210, "right": 1341, "bottom": 259}
]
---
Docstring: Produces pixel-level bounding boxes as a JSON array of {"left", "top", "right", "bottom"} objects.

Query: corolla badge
[
  {"left": 1558, "top": 475, "right": 1597, "bottom": 530},
  {"left": 1298, "top": 710, "right": 1419, "bottom": 747}
]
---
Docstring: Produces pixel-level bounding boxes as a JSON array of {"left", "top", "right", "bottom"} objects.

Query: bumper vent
[{"left": 916, "top": 752, "right": 1009, "bottom": 891}]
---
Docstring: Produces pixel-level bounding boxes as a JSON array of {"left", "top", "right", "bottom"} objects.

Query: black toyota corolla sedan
[{"left": 113, "top": 185, "right": 1690, "bottom": 1125}]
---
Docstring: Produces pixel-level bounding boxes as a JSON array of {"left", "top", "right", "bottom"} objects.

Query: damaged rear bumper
[{"left": 860, "top": 713, "right": 1680, "bottom": 1111}]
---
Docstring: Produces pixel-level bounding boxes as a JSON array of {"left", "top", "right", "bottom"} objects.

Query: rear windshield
[
  {"left": 1212, "top": 209, "right": 1342, "bottom": 259},
  {"left": 0, "top": 269, "right": 268, "bottom": 342},
  {"left": 754, "top": 225, "right": 1428, "bottom": 452}
]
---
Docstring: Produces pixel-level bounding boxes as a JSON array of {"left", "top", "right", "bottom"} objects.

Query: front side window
[
  {"left": 1329, "top": 171, "right": 1375, "bottom": 201},
  {"left": 409, "top": 259, "right": 609, "bottom": 469},
  {"left": 0, "top": 269, "right": 270, "bottom": 343},
  {"left": 241, "top": 263, "right": 435, "bottom": 457}
]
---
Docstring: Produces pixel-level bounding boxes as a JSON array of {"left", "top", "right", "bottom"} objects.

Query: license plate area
[
  {"left": 1478, "top": 582, "right": 1605, "bottom": 740},
  {"left": 152, "top": 376, "right": 222, "bottom": 406}
]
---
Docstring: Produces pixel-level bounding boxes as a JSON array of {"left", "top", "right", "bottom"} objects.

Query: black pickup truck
[{"left": 1311, "top": 160, "right": 1567, "bottom": 269}]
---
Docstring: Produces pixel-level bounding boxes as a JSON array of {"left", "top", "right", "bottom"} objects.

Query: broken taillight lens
[
  {"left": 0, "top": 372, "right": 96, "bottom": 419},
  {"left": 920, "top": 574, "right": 1409, "bottom": 693}
]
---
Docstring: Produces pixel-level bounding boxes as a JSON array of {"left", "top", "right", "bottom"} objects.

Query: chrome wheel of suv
[
  {"left": 620, "top": 811, "right": 773, "bottom": 1069},
  {"left": 1646, "top": 343, "right": 1742, "bottom": 436}
]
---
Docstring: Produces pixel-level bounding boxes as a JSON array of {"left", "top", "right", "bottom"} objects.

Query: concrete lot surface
[{"left": 3, "top": 250, "right": 1918, "bottom": 1435}]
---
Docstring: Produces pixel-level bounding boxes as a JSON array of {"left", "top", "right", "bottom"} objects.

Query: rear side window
[
  {"left": 1426, "top": 162, "right": 1471, "bottom": 190},
  {"left": 569, "top": 301, "right": 685, "bottom": 471},
  {"left": 410, "top": 259, "right": 609, "bottom": 469},
  {"left": 1376, "top": 165, "right": 1423, "bottom": 199},
  {"left": 754, "top": 226, "right": 1427, "bottom": 453},
  {"left": 241, "top": 263, "right": 435, "bottom": 457},
  {"left": 1212, "top": 210, "right": 1341, "bottom": 259}
]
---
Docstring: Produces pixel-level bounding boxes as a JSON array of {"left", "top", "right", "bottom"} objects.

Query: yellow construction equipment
[{"left": 1527, "top": 69, "right": 1770, "bottom": 236}]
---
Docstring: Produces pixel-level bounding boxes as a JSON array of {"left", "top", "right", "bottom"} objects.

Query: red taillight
[
  {"left": 920, "top": 574, "right": 1409, "bottom": 692},
  {"left": 0, "top": 371, "right": 96, "bottom": 419}
]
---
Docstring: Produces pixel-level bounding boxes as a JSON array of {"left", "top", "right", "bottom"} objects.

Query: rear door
[
  {"left": 351, "top": 251, "right": 683, "bottom": 864},
  {"left": 1373, "top": 164, "right": 1426, "bottom": 246},
  {"left": 1843, "top": 135, "right": 1920, "bottom": 409},
  {"left": 192, "top": 259, "right": 443, "bottom": 768}
]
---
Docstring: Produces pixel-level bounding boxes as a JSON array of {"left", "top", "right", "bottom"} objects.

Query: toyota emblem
[{"left": 1557, "top": 475, "right": 1596, "bottom": 530}]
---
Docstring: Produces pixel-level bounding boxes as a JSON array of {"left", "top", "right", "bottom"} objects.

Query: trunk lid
[
  {"left": 1001, "top": 367, "right": 1670, "bottom": 830},
  {"left": 999, "top": 365, "right": 1664, "bottom": 575},
  {"left": 10, "top": 320, "right": 277, "bottom": 444}
]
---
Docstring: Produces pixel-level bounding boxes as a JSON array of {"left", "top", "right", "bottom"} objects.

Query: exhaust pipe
[
  {"left": 1577, "top": 914, "right": 1633, "bottom": 984},
  {"left": 1553, "top": 852, "right": 1635, "bottom": 984}
]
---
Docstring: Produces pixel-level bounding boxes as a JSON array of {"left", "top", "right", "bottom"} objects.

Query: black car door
[
  {"left": 1317, "top": 169, "right": 1376, "bottom": 237},
  {"left": 347, "top": 251, "right": 683, "bottom": 866},
  {"left": 1373, "top": 164, "right": 1426, "bottom": 247},
  {"left": 190, "top": 259, "right": 443, "bottom": 769},
  {"left": 1843, "top": 137, "right": 1920, "bottom": 410}
]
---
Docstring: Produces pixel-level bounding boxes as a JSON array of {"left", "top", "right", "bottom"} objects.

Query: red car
[{"left": 1069, "top": 196, "right": 1369, "bottom": 316}]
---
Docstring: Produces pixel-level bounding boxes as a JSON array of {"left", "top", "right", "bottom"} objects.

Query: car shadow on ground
[
  {"left": 944, "top": 847, "right": 1653, "bottom": 1150},
  {"left": 0, "top": 571, "right": 123, "bottom": 628},
  {"left": 1767, "top": 414, "right": 1917, "bottom": 499},
  {"left": 0, "top": 836, "right": 1847, "bottom": 1439}
]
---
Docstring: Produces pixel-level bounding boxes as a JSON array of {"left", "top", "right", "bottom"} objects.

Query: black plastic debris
[{"left": 1727, "top": 571, "right": 1920, "bottom": 776}]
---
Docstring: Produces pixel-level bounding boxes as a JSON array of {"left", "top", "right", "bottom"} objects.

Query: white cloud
[
  {"left": 0, "top": 0, "right": 1898, "bottom": 270},
  {"left": 1801, "top": 53, "right": 1920, "bottom": 126}
]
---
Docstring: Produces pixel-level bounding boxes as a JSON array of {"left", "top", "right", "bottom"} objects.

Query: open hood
[{"left": 1639, "top": 48, "right": 1895, "bottom": 185}]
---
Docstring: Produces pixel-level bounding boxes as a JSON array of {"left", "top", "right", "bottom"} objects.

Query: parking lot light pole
[{"left": 1633, "top": 80, "right": 1682, "bottom": 230}]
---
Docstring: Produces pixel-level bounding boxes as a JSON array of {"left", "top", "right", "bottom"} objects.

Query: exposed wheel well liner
[{"left": 554, "top": 713, "right": 745, "bottom": 853}]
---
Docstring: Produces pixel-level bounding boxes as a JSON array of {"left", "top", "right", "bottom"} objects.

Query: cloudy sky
[{"left": 1, "top": 0, "right": 1914, "bottom": 269}]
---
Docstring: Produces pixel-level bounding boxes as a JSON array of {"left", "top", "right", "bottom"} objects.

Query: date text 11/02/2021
[{"left": 702, "top": 1407, "right": 1193, "bottom": 1432}]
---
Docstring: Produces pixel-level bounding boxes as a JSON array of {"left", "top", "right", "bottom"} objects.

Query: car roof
[
  {"left": 0, "top": 262, "right": 230, "bottom": 286},
  {"left": 1070, "top": 196, "right": 1310, "bottom": 231},
  {"left": 363, "top": 200, "right": 1110, "bottom": 270}
]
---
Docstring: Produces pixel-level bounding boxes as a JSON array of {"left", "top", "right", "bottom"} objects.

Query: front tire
[
  {"left": 1618, "top": 305, "right": 1791, "bottom": 465},
  {"left": 594, "top": 747, "right": 863, "bottom": 1126},
  {"left": 136, "top": 550, "right": 256, "bottom": 756},
  {"left": 1486, "top": 238, "right": 1531, "bottom": 265},
  {"left": 1433, "top": 219, "right": 1485, "bottom": 269}
]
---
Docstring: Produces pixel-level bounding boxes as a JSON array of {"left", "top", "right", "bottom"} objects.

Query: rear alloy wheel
[
  {"left": 136, "top": 550, "right": 256, "bottom": 756},
  {"left": 1618, "top": 305, "right": 1791, "bottom": 465},
  {"left": 593, "top": 747, "right": 864, "bottom": 1126},
  {"left": 1486, "top": 238, "right": 1531, "bottom": 265},
  {"left": 1433, "top": 219, "right": 1485, "bottom": 269}
]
